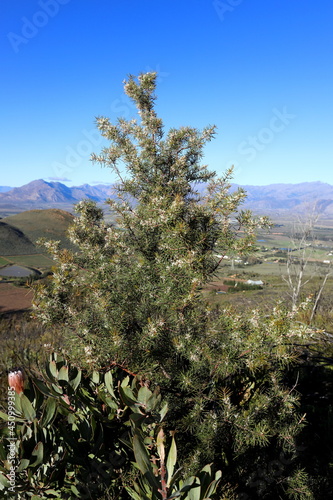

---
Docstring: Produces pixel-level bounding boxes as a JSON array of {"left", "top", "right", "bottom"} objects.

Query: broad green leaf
[
  {"left": 188, "top": 479, "right": 201, "bottom": 500},
  {"left": 58, "top": 365, "right": 69, "bottom": 382},
  {"left": 98, "top": 391, "right": 118, "bottom": 412},
  {"left": 51, "top": 384, "right": 63, "bottom": 395},
  {"left": 92, "top": 371, "right": 100, "bottom": 384},
  {"left": 69, "top": 369, "right": 82, "bottom": 391},
  {"left": 71, "top": 485, "right": 81, "bottom": 496},
  {"left": 21, "top": 394, "right": 36, "bottom": 421},
  {"left": 0, "top": 410, "right": 23, "bottom": 423},
  {"left": 125, "top": 486, "right": 150, "bottom": 500},
  {"left": 160, "top": 402, "right": 168, "bottom": 422},
  {"left": 53, "top": 353, "right": 64, "bottom": 365},
  {"left": 67, "top": 413, "right": 76, "bottom": 424},
  {"left": 132, "top": 434, "right": 160, "bottom": 491},
  {"left": 166, "top": 434, "right": 177, "bottom": 487},
  {"left": 33, "top": 378, "right": 54, "bottom": 397},
  {"left": 48, "top": 360, "right": 58, "bottom": 379},
  {"left": 166, "top": 467, "right": 183, "bottom": 493},
  {"left": 205, "top": 470, "right": 222, "bottom": 498},
  {"left": 130, "top": 412, "right": 146, "bottom": 425},
  {"left": 41, "top": 398, "right": 57, "bottom": 426},
  {"left": 16, "top": 458, "right": 30, "bottom": 472},
  {"left": 0, "top": 411, "right": 8, "bottom": 421},
  {"left": 104, "top": 370, "right": 116, "bottom": 398},
  {"left": 178, "top": 476, "right": 196, "bottom": 493},
  {"left": 14, "top": 392, "right": 22, "bottom": 414},
  {"left": 0, "top": 472, "right": 10, "bottom": 487},
  {"left": 30, "top": 441, "right": 44, "bottom": 467},
  {"left": 121, "top": 375, "right": 130, "bottom": 387},
  {"left": 137, "top": 385, "right": 152, "bottom": 406},
  {"left": 33, "top": 378, "right": 63, "bottom": 398},
  {"left": 44, "top": 490, "right": 62, "bottom": 497},
  {"left": 197, "top": 465, "right": 211, "bottom": 496},
  {"left": 119, "top": 386, "right": 140, "bottom": 409},
  {"left": 156, "top": 427, "right": 165, "bottom": 464}
]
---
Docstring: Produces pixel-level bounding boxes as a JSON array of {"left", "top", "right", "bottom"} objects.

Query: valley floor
[{"left": 0, "top": 283, "right": 33, "bottom": 314}]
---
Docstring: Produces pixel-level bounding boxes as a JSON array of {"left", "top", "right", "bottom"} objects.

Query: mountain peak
[{"left": 0, "top": 179, "right": 75, "bottom": 204}]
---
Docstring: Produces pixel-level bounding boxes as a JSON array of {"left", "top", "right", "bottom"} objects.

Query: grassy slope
[
  {"left": 3, "top": 209, "right": 74, "bottom": 250},
  {"left": 3, "top": 254, "right": 54, "bottom": 268},
  {"left": 0, "top": 257, "right": 11, "bottom": 267},
  {"left": 0, "top": 221, "right": 38, "bottom": 256}
]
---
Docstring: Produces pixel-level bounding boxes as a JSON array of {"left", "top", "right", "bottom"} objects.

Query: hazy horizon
[{"left": 2, "top": 178, "right": 333, "bottom": 191}]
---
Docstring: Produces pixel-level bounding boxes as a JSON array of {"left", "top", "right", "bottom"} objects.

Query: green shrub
[{"left": 15, "top": 72, "right": 319, "bottom": 498}]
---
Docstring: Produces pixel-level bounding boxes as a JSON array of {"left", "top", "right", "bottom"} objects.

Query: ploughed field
[
  {"left": 0, "top": 283, "right": 33, "bottom": 313},
  {"left": 0, "top": 209, "right": 73, "bottom": 313}
]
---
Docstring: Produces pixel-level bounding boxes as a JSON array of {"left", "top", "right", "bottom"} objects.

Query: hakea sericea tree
[
  {"left": 31, "top": 73, "right": 314, "bottom": 498},
  {"left": 34, "top": 72, "right": 269, "bottom": 373}
]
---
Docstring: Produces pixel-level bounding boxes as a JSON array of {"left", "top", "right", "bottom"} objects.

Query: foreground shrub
[{"left": 0, "top": 353, "right": 222, "bottom": 499}]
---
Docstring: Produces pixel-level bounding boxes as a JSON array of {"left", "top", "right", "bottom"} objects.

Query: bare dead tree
[
  {"left": 310, "top": 261, "right": 333, "bottom": 322},
  {"left": 282, "top": 209, "right": 319, "bottom": 311},
  {"left": 282, "top": 205, "right": 333, "bottom": 322}
]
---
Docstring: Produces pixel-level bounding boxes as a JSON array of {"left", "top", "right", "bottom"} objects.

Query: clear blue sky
[{"left": 1, "top": 0, "right": 333, "bottom": 187}]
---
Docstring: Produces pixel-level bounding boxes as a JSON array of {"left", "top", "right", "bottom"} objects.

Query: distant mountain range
[
  {"left": 1, "top": 179, "right": 333, "bottom": 217},
  {"left": 0, "top": 180, "right": 116, "bottom": 205},
  {"left": 232, "top": 181, "right": 333, "bottom": 216}
]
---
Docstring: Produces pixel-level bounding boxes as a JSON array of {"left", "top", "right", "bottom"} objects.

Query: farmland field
[
  {"left": 0, "top": 283, "right": 33, "bottom": 313},
  {"left": 0, "top": 257, "right": 10, "bottom": 267},
  {"left": 1, "top": 215, "right": 333, "bottom": 323},
  {"left": 2, "top": 254, "right": 54, "bottom": 269},
  {"left": 200, "top": 216, "right": 333, "bottom": 327}
]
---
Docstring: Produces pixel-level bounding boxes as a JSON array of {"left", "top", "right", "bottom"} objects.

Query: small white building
[{"left": 247, "top": 279, "right": 264, "bottom": 286}]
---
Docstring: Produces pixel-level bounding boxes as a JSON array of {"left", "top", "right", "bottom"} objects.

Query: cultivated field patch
[
  {"left": 0, "top": 257, "right": 11, "bottom": 267},
  {"left": 3, "top": 254, "right": 54, "bottom": 268},
  {"left": 0, "top": 283, "right": 33, "bottom": 313}
]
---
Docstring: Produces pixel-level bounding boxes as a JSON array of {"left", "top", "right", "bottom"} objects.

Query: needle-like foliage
[{"left": 30, "top": 73, "right": 315, "bottom": 498}]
